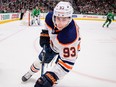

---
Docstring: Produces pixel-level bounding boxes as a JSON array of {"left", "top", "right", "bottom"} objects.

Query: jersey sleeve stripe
[
  {"left": 61, "top": 59, "right": 74, "bottom": 65},
  {"left": 58, "top": 59, "right": 73, "bottom": 70},
  {"left": 58, "top": 64, "right": 70, "bottom": 72}
]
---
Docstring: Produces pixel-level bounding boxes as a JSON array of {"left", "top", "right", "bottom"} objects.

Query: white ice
[{"left": 0, "top": 20, "right": 116, "bottom": 87}]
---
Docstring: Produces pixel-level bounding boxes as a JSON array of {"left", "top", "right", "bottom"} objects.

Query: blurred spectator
[{"left": 0, "top": 0, "right": 115, "bottom": 15}]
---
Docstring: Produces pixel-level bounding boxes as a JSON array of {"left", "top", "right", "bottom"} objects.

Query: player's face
[
  {"left": 36, "top": 6, "right": 38, "bottom": 10},
  {"left": 55, "top": 16, "right": 70, "bottom": 30}
]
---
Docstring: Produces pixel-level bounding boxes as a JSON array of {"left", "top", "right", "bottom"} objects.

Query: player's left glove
[
  {"left": 34, "top": 71, "right": 59, "bottom": 87},
  {"left": 40, "top": 30, "right": 50, "bottom": 47}
]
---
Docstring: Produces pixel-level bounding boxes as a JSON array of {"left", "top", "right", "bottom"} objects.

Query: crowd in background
[
  {"left": 74, "top": 0, "right": 116, "bottom": 15},
  {"left": 0, "top": 0, "right": 116, "bottom": 15}
]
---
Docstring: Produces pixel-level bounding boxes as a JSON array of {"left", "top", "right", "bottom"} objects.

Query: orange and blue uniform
[{"left": 39, "top": 12, "right": 81, "bottom": 79}]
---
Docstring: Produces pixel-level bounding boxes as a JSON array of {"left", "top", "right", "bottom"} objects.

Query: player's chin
[{"left": 57, "top": 27, "right": 63, "bottom": 31}]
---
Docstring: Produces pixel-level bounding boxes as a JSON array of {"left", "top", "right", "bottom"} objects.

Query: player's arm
[
  {"left": 38, "top": 9, "right": 41, "bottom": 15},
  {"left": 76, "top": 22, "right": 81, "bottom": 52},
  {"left": 31, "top": 9, "right": 35, "bottom": 17},
  {"left": 39, "top": 12, "right": 53, "bottom": 48},
  {"left": 53, "top": 25, "right": 80, "bottom": 79}
]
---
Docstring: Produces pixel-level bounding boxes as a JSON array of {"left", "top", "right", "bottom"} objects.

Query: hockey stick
[{"left": 41, "top": 45, "right": 46, "bottom": 76}]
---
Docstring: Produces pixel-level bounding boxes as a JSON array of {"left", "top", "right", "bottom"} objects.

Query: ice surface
[{"left": 0, "top": 20, "right": 116, "bottom": 87}]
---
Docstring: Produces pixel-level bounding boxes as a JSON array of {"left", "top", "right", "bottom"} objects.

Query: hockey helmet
[{"left": 53, "top": 1, "right": 73, "bottom": 25}]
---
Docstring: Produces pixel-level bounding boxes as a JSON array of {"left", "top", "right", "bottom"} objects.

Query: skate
[
  {"left": 106, "top": 25, "right": 109, "bottom": 28},
  {"left": 22, "top": 72, "right": 32, "bottom": 82}
]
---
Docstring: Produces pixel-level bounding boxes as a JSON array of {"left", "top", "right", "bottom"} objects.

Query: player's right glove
[
  {"left": 40, "top": 30, "right": 50, "bottom": 47},
  {"left": 34, "top": 71, "right": 59, "bottom": 87}
]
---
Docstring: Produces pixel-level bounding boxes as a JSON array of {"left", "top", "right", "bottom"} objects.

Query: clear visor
[{"left": 54, "top": 16, "right": 70, "bottom": 22}]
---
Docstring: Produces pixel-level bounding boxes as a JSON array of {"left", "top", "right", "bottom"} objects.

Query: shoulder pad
[
  {"left": 57, "top": 20, "right": 77, "bottom": 44},
  {"left": 45, "top": 12, "right": 54, "bottom": 29}
]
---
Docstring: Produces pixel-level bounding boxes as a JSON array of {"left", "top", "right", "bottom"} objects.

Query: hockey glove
[
  {"left": 40, "top": 30, "right": 50, "bottom": 47},
  {"left": 34, "top": 71, "right": 59, "bottom": 87}
]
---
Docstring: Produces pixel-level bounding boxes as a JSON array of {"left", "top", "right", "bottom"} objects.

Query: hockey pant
[
  {"left": 103, "top": 19, "right": 111, "bottom": 27},
  {"left": 30, "top": 46, "right": 58, "bottom": 73}
]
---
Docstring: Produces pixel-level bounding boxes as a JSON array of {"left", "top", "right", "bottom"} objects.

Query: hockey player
[
  {"left": 31, "top": 5, "right": 41, "bottom": 25},
  {"left": 102, "top": 10, "right": 115, "bottom": 28},
  {"left": 22, "top": 1, "right": 81, "bottom": 87}
]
